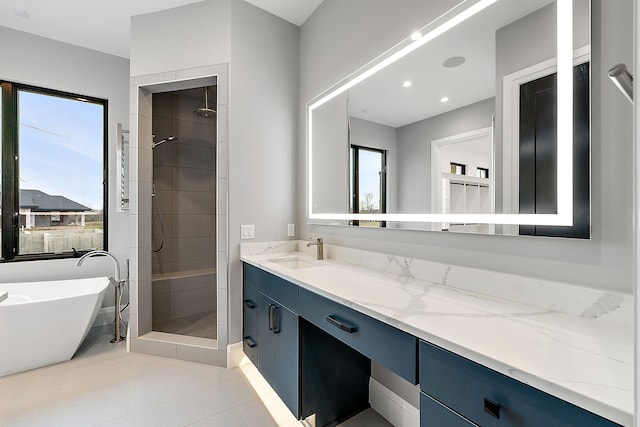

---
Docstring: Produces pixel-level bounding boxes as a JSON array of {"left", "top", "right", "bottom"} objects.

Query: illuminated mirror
[{"left": 307, "top": 0, "right": 591, "bottom": 237}]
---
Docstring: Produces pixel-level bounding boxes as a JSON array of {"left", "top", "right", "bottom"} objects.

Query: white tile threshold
[{"left": 140, "top": 330, "right": 216, "bottom": 349}]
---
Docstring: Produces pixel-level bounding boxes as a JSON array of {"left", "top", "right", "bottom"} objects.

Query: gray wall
[
  {"left": 227, "top": 0, "right": 300, "bottom": 343},
  {"left": 0, "top": 26, "right": 130, "bottom": 303},
  {"left": 396, "top": 98, "right": 495, "bottom": 215},
  {"left": 300, "top": 0, "right": 633, "bottom": 407},
  {"left": 130, "top": 1, "right": 231, "bottom": 77}
]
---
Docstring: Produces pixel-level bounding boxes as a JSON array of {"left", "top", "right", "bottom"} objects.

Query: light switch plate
[
  {"left": 287, "top": 224, "right": 295, "bottom": 237},
  {"left": 241, "top": 224, "right": 255, "bottom": 239}
]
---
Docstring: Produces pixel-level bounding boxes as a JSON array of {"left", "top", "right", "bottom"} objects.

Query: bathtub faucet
[
  {"left": 76, "top": 250, "right": 122, "bottom": 285},
  {"left": 76, "top": 250, "right": 126, "bottom": 344}
]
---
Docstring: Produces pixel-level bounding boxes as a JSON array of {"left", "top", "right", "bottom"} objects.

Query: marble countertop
[{"left": 241, "top": 248, "right": 633, "bottom": 426}]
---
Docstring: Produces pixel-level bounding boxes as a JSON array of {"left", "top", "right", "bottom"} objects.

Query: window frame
[
  {"left": 0, "top": 80, "right": 108, "bottom": 262},
  {"left": 349, "top": 144, "right": 387, "bottom": 228}
]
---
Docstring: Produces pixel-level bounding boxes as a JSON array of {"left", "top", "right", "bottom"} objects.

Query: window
[
  {"left": 450, "top": 162, "right": 466, "bottom": 175},
  {"left": 1, "top": 81, "right": 107, "bottom": 261},
  {"left": 350, "top": 145, "right": 386, "bottom": 227},
  {"left": 477, "top": 167, "right": 489, "bottom": 179}
]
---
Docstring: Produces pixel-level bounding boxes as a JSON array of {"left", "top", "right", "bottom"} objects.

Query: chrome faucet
[
  {"left": 307, "top": 238, "right": 324, "bottom": 260},
  {"left": 76, "top": 250, "right": 122, "bottom": 285},
  {"left": 76, "top": 250, "right": 126, "bottom": 343}
]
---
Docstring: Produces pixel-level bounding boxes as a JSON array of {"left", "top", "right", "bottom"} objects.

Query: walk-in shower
[{"left": 150, "top": 86, "right": 218, "bottom": 340}]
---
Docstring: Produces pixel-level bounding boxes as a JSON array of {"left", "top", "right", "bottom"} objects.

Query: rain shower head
[
  {"left": 151, "top": 136, "right": 178, "bottom": 149},
  {"left": 194, "top": 86, "right": 216, "bottom": 118}
]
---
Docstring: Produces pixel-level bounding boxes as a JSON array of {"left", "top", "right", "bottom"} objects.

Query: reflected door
[{"left": 519, "top": 63, "right": 590, "bottom": 238}]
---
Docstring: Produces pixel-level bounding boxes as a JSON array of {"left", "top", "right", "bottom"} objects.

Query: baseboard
[
  {"left": 369, "top": 378, "right": 420, "bottom": 427},
  {"left": 227, "top": 341, "right": 245, "bottom": 368}
]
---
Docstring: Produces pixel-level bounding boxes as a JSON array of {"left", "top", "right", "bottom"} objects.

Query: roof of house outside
[{"left": 0, "top": 189, "right": 92, "bottom": 212}]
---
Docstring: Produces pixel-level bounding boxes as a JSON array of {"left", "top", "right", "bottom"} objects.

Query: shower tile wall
[{"left": 151, "top": 89, "right": 217, "bottom": 275}]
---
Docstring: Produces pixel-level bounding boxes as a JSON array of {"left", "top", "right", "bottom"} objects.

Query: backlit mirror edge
[{"left": 307, "top": 0, "right": 574, "bottom": 227}]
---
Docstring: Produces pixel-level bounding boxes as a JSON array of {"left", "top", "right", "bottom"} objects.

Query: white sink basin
[{"left": 267, "top": 256, "right": 321, "bottom": 270}]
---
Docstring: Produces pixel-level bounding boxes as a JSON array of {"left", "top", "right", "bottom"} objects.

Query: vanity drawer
[
  {"left": 419, "top": 340, "right": 620, "bottom": 427},
  {"left": 243, "top": 263, "right": 298, "bottom": 312},
  {"left": 421, "top": 392, "right": 477, "bottom": 426},
  {"left": 299, "top": 288, "right": 417, "bottom": 384}
]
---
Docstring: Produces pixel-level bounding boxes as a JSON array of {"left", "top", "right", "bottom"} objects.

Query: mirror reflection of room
[{"left": 311, "top": 0, "right": 590, "bottom": 238}]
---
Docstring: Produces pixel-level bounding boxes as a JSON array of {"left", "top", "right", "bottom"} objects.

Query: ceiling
[
  {"left": 348, "top": 0, "right": 555, "bottom": 128},
  {"left": 0, "top": 0, "right": 323, "bottom": 59}
]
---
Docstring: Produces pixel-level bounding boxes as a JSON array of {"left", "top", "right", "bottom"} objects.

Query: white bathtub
[{"left": 0, "top": 277, "right": 109, "bottom": 377}]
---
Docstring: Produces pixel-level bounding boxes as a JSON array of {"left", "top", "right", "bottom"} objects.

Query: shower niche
[{"left": 150, "top": 86, "right": 218, "bottom": 340}]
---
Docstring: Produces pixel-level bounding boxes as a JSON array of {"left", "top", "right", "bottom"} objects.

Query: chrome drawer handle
[
  {"left": 244, "top": 299, "right": 256, "bottom": 309},
  {"left": 326, "top": 315, "right": 358, "bottom": 333},
  {"left": 243, "top": 336, "right": 256, "bottom": 348},
  {"left": 484, "top": 398, "right": 501, "bottom": 419}
]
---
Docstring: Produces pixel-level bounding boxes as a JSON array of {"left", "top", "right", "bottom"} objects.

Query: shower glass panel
[{"left": 151, "top": 87, "right": 217, "bottom": 339}]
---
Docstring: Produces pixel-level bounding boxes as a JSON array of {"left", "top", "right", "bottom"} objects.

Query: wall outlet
[
  {"left": 241, "top": 224, "right": 255, "bottom": 239},
  {"left": 287, "top": 223, "right": 295, "bottom": 237}
]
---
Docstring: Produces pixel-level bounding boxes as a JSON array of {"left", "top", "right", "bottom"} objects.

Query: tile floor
[
  {"left": 152, "top": 311, "right": 217, "bottom": 339},
  {"left": 0, "top": 326, "right": 392, "bottom": 427}
]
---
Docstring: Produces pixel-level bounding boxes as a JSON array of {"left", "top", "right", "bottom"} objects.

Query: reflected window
[
  {"left": 350, "top": 145, "right": 386, "bottom": 227},
  {"left": 1, "top": 81, "right": 106, "bottom": 261},
  {"left": 450, "top": 162, "right": 466, "bottom": 175},
  {"left": 477, "top": 167, "right": 489, "bottom": 179}
]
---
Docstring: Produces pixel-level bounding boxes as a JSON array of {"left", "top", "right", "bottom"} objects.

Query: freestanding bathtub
[{"left": 0, "top": 277, "right": 109, "bottom": 377}]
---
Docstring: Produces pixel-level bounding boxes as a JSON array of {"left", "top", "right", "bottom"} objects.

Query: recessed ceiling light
[
  {"left": 443, "top": 56, "right": 466, "bottom": 68},
  {"left": 13, "top": 9, "right": 29, "bottom": 19},
  {"left": 402, "top": 81, "right": 412, "bottom": 88},
  {"left": 410, "top": 32, "right": 422, "bottom": 41},
  {"left": 440, "top": 96, "right": 449, "bottom": 103}
]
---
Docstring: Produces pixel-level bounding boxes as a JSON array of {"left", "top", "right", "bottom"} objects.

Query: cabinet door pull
[
  {"left": 326, "top": 315, "right": 358, "bottom": 333},
  {"left": 272, "top": 306, "right": 280, "bottom": 334},
  {"left": 243, "top": 336, "right": 256, "bottom": 348},
  {"left": 244, "top": 299, "right": 256, "bottom": 309},
  {"left": 268, "top": 304, "right": 274, "bottom": 331},
  {"left": 484, "top": 398, "right": 501, "bottom": 419}
]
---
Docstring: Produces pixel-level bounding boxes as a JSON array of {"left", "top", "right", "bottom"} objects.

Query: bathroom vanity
[{"left": 241, "top": 242, "right": 632, "bottom": 427}]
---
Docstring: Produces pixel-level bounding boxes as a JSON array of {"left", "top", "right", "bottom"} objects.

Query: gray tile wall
[{"left": 151, "top": 89, "right": 217, "bottom": 275}]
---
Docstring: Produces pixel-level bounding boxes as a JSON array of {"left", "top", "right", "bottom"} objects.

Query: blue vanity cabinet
[
  {"left": 419, "top": 340, "right": 621, "bottom": 427},
  {"left": 243, "top": 263, "right": 300, "bottom": 417},
  {"left": 257, "top": 291, "right": 299, "bottom": 416},
  {"left": 298, "top": 287, "right": 418, "bottom": 384}
]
